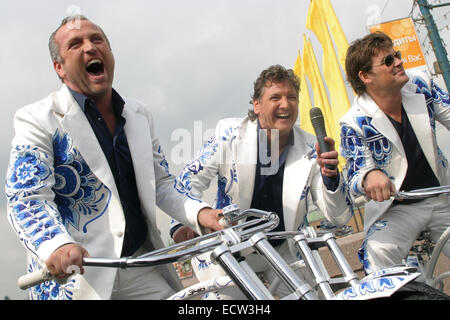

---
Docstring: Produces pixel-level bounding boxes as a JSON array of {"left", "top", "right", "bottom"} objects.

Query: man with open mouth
[{"left": 5, "top": 15, "right": 223, "bottom": 300}]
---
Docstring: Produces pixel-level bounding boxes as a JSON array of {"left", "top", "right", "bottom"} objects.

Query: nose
[
  {"left": 279, "top": 96, "right": 290, "bottom": 109},
  {"left": 83, "top": 40, "right": 97, "bottom": 54},
  {"left": 394, "top": 55, "right": 403, "bottom": 67}
]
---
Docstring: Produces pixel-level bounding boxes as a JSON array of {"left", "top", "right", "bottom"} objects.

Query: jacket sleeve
[
  {"left": 309, "top": 160, "right": 353, "bottom": 227},
  {"left": 169, "top": 120, "right": 237, "bottom": 235},
  {"left": 175, "top": 120, "right": 232, "bottom": 204},
  {"left": 144, "top": 107, "right": 211, "bottom": 235},
  {"left": 5, "top": 107, "right": 75, "bottom": 263},
  {"left": 429, "top": 79, "right": 450, "bottom": 130},
  {"left": 410, "top": 71, "right": 450, "bottom": 129},
  {"left": 339, "top": 120, "right": 380, "bottom": 199}
]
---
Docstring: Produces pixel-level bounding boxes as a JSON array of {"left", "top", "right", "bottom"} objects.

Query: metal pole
[
  {"left": 250, "top": 233, "right": 318, "bottom": 300},
  {"left": 211, "top": 245, "right": 274, "bottom": 300},
  {"left": 293, "top": 234, "right": 335, "bottom": 299},
  {"left": 417, "top": 0, "right": 450, "bottom": 92}
]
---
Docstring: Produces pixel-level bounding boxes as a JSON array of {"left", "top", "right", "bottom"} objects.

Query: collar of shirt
[{"left": 68, "top": 87, "right": 125, "bottom": 117}]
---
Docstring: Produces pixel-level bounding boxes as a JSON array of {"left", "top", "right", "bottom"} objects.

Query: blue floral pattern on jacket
[
  {"left": 6, "top": 145, "right": 64, "bottom": 254},
  {"left": 28, "top": 258, "right": 76, "bottom": 300},
  {"left": 6, "top": 129, "right": 113, "bottom": 300},
  {"left": 52, "top": 130, "right": 111, "bottom": 233},
  {"left": 340, "top": 116, "right": 392, "bottom": 195}
]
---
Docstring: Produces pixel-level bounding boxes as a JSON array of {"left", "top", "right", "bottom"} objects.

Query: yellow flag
[
  {"left": 316, "top": 0, "right": 349, "bottom": 72},
  {"left": 301, "top": 35, "right": 335, "bottom": 141},
  {"left": 306, "top": 0, "right": 350, "bottom": 168},
  {"left": 294, "top": 51, "right": 314, "bottom": 135}
]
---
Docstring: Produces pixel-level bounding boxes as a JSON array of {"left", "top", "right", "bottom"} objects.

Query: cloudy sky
[{"left": 1, "top": 0, "right": 449, "bottom": 299}]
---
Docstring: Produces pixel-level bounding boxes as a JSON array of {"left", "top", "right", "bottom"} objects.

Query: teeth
[
  {"left": 276, "top": 114, "right": 290, "bottom": 118},
  {"left": 87, "top": 59, "right": 102, "bottom": 67}
]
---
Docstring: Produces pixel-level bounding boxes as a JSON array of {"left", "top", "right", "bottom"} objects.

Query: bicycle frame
[
  {"left": 426, "top": 226, "right": 450, "bottom": 289},
  {"left": 168, "top": 226, "right": 421, "bottom": 300},
  {"left": 21, "top": 183, "right": 449, "bottom": 300}
]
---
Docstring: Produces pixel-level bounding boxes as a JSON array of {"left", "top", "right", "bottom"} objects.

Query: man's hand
[
  {"left": 46, "top": 243, "right": 89, "bottom": 278},
  {"left": 316, "top": 137, "right": 339, "bottom": 178},
  {"left": 173, "top": 226, "right": 199, "bottom": 243},
  {"left": 197, "top": 207, "right": 224, "bottom": 232},
  {"left": 363, "top": 169, "right": 396, "bottom": 202}
]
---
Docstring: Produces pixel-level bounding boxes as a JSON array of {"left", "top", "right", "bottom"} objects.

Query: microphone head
[
  {"left": 309, "top": 107, "right": 324, "bottom": 121},
  {"left": 309, "top": 108, "right": 332, "bottom": 166},
  {"left": 309, "top": 107, "right": 327, "bottom": 139},
  {"left": 309, "top": 107, "right": 325, "bottom": 127}
]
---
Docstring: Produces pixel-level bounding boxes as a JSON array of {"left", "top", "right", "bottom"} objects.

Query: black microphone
[{"left": 309, "top": 107, "right": 334, "bottom": 170}]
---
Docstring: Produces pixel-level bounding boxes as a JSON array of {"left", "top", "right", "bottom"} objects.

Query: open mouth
[
  {"left": 86, "top": 59, "right": 105, "bottom": 77},
  {"left": 275, "top": 113, "right": 290, "bottom": 119}
]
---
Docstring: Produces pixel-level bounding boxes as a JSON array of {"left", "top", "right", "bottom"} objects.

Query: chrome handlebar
[
  {"left": 395, "top": 185, "right": 450, "bottom": 199},
  {"left": 18, "top": 208, "right": 279, "bottom": 290}
]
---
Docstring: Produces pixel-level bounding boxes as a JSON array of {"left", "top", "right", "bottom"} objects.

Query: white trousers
[
  {"left": 362, "top": 195, "right": 450, "bottom": 274},
  {"left": 110, "top": 248, "right": 175, "bottom": 300}
]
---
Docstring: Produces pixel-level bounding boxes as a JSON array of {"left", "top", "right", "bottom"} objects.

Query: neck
[
  {"left": 93, "top": 97, "right": 113, "bottom": 116},
  {"left": 90, "top": 88, "right": 113, "bottom": 114},
  {"left": 265, "top": 129, "right": 290, "bottom": 155},
  {"left": 367, "top": 88, "right": 403, "bottom": 120},
  {"left": 90, "top": 88, "right": 117, "bottom": 135}
]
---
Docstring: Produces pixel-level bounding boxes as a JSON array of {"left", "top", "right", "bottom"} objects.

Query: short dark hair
[
  {"left": 248, "top": 64, "right": 300, "bottom": 121},
  {"left": 345, "top": 31, "right": 393, "bottom": 96}
]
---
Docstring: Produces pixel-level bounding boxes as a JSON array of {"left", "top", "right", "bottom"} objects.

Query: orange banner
[{"left": 370, "top": 17, "right": 426, "bottom": 71}]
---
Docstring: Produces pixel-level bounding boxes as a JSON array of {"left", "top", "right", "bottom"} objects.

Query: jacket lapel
[
  {"left": 282, "top": 129, "right": 313, "bottom": 231},
  {"left": 122, "top": 104, "right": 157, "bottom": 226},
  {"left": 235, "top": 119, "right": 257, "bottom": 210},
  {"left": 402, "top": 90, "right": 438, "bottom": 177},
  {"left": 357, "top": 94, "right": 405, "bottom": 158}
]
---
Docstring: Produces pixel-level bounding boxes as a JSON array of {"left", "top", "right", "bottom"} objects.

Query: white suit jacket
[
  {"left": 340, "top": 71, "right": 450, "bottom": 235},
  {"left": 173, "top": 117, "right": 353, "bottom": 238},
  {"left": 5, "top": 85, "right": 208, "bottom": 299}
]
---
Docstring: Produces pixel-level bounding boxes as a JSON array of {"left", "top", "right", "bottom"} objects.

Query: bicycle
[
  {"left": 18, "top": 204, "right": 449, "bottom": 300},
  {"left": 405, "top": 225, "right": 450, "bottom": 292}
]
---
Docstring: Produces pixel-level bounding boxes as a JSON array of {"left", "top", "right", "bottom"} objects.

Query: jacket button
[{"left": 117, "top": 231, "right": 123, "bottom": 237}]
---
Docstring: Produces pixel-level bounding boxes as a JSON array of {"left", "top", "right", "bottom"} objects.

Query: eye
[
  {"left": 68, "top": 39, "right": 82, "bottom": 49},
  {"left": 91, "top": 35, "right": 104, "bottom": 44}
]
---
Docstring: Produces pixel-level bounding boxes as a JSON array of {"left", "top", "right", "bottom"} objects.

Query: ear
[
  {"left": 253, "top": 99, "right": 261, "bottom": 115},
  {"left": 53, "top": 60, "right": 65, "bottom": 80},
  {"left": 358, "top": 70, "right": 371, "bottom": 85}
]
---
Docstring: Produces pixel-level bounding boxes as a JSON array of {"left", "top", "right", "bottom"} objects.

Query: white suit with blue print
[
  {"left": 339, "top": 71, "right": 450, "bottom": 274},
  {"left": 172, "top": 116, "right": 353, "bottom": 298},
  {"left": 5, "top": 85, "right": 210, "bottom": 299}
]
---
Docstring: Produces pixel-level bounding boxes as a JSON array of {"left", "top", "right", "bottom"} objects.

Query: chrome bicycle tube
[
  {"left": 293, "top": 234, "right": 335, "bottom": 299},
  {"left": 250, "top": 232, "right": 318, "bottom": 300},
  {"left": 211, "top": 244, "right": 274, "bottom": 300},
  {"left": 322, "top": 233, "right": 360, "bottom": 287}
]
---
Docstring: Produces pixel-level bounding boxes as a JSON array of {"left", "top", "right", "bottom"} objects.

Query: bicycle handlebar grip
[
  {"left": 218, "top": 204, "right": 240, "bottom": 227},
  {"left": 18, "top": 267, "right": 52, "bottom": 290},
  {"left": 219, "top": 217, "right": 232, "bottom": 228}
]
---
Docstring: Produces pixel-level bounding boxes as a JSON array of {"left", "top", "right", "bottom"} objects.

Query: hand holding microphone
[{"left": 309, "top": 107, "right": 339, "bottom": 175}]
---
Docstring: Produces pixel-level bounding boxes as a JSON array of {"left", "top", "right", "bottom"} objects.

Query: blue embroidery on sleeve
[{"left": 6, "top": 129, "right": 112, "bottom": 255}]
